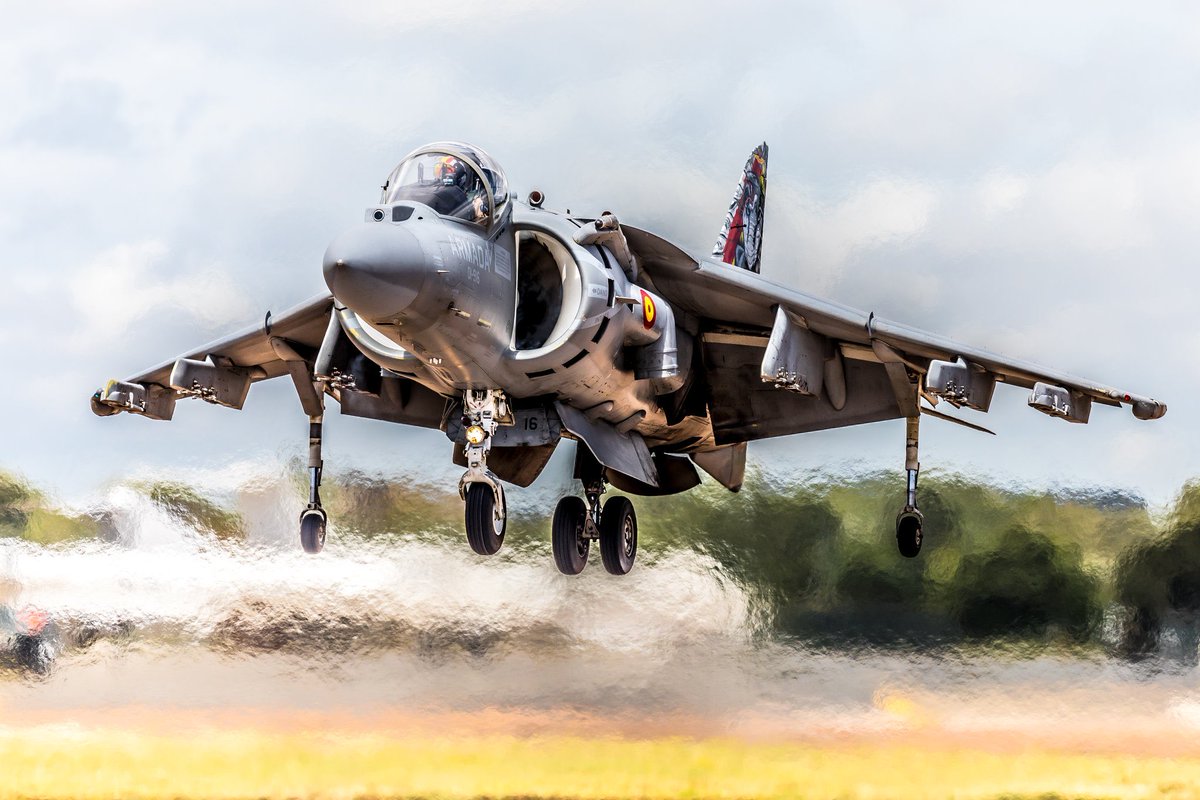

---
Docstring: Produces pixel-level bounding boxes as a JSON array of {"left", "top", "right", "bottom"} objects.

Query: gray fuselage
[{"left": 322, "top": 200, "right": 709, "bottom": 452}]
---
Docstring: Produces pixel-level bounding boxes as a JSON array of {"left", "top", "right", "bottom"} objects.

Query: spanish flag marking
[{"left": 641, "top": 291, "right": 656, "bottom": 330}]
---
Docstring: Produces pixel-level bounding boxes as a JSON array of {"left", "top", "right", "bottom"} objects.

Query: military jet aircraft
[{"left": 92, "top": 141, "right": 1167, "bottom": 573}]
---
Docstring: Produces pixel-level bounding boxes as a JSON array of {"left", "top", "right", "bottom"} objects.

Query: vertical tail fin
[{"left": 713, "top": 142, "right": 768, "bottom": 273}]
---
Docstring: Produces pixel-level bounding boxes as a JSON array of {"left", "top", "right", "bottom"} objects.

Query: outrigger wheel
[
  {"left": 895, "top": 508, "right": 923, "bottom": 558},
  {"left": 599, "top": 495, "right": 638, "bottom": 575},
  {"left": 552, "top": 495, "right": 590, "bottom": 575},
  {"left": 300, "top": 413, "right": 328, "bottom": 555},
  {"left": 299, "top": 507, "right": 327, "bottom": 554},
  {"left": 465, "top": 482, "right": 506, "bottom": 556},
  {"left": 895, "top": 414, "right": 924, "bottom": 558}
]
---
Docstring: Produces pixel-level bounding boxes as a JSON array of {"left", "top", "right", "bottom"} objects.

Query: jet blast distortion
[{"left": 93, "top": 141, "right": 1166, "bottom": 571}]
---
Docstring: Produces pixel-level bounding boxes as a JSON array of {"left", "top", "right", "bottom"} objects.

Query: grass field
[{"left": 3, "top": 725, "right": 1200, "bottom": 800}]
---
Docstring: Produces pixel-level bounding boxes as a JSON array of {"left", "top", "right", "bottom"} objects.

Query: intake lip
[{"left": 322, "top": 223, "right": 426, "bottom": 321}]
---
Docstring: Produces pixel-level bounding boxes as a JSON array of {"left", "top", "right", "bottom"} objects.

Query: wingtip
[
  {"left": 1132, "top": 399, "right": 1167, "bottom": 421},
  {"left": 90, "top": 388, "right": 120, "bottom": 417}
]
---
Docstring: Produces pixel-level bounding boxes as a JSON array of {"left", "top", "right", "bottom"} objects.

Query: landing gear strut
[
  {"left": 895, "top": 414, "right": 923, "bottom": 558},
  {"left": 299, "top": 414, "right": 328, "bottom": 554},
  {"left": 459, "top": 389, "right": 508, "bottom": 556},
  {"left": 552, "top": 446, "right": 637, "bottom": 576}
]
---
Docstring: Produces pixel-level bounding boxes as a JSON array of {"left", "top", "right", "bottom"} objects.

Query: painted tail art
[{"left": 712, "top": 142, "right": 768, "bottom": 273}]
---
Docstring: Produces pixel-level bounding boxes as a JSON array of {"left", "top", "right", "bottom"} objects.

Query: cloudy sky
[{"left": 2, "top": 1, "right": 1197, "bottom": 505}]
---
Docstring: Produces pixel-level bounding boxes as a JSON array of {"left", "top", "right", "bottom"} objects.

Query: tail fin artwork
[{"left": 713, "top": 142, "right": 768, "bottom": 273}]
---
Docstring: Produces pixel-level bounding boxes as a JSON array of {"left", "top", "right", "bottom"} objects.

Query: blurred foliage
[
  {"left": 0, "top": 471, "right": 100, "bottom": 544},
  {"left": 135, "top": 481, "right": 244, "bottom": 540},
  {"left": 1114, "top": 481, "right": 1200, "bottom": 655},
  {"left": 0, "top": 472, "right": 32, "bottom": 536},
  {"left": 322, "top": 470, "right": 462, "bottom": 540},
  {"left": 636, "top": 470, "right": 1113, "bottom": 646},
  {"left": 21, "top": 509, "right": 104, "bottom": 545},
  {"left": 945, "top": 526, "right": 1099, "bottom": 641}
]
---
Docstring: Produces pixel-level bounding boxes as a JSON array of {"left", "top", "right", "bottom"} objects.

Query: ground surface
[
  {"left": 4, "top": 648, "right": 1200, "bottom": 799},
  {"left": 3, "top": 724, "right": 1200, "bottom": 799}
]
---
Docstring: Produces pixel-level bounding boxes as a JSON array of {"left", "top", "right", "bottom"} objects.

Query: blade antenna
[{"left": 919, "top": 402, "right": 996, "bottom": 435}]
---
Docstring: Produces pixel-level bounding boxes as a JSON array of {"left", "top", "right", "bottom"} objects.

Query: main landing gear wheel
[
  {"left": 599, "top": 495, "right": 637, "bottom": 575},
  {"left": 465, "top": 482, "right": 506, "bottom": 556},
  {"left": 552, "top": 496, "right": 590, "bottom": 575},
  {"left": 299, "top": 507, "right": 327, "bottom": 554},
  {"left": 896, "top": 509, "right": 923, "bottom": 558}
]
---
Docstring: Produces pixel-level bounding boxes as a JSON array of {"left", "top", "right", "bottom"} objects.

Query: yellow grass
[{"left": 3, "top": 725, "right": 1200, "bottom": 800}]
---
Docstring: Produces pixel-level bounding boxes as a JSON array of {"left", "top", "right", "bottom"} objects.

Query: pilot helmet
[{"left": 435, "top": 156, "right": 469, "bottom": 191}]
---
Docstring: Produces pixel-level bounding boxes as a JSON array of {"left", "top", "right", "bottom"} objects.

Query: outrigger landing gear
[
  {"left": 299, "top": 414, "right": 328, "bottom": 554},
  {"left": 552, "top": 447, "right": 637, "bottom": 576},
  {"left": 895, "top": 414, "right": 923, "bottom": 558},
  {"left": 458, "top": 389, "right": 508, "bottom": 556}
]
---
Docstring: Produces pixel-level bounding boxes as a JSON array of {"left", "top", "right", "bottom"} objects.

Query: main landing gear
[
  {"left": 895, "top": 414, "right": 924, "bottom": 558},
  {"left": 551, "top": 448, "right": 637, "bottom": 576},
  {"left": 458, "top": 389, "right": 508, "bottom": 556}
]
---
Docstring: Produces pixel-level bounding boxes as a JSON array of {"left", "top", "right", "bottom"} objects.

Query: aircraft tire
[
  {"left": 465, "top": 482, "right": 505, "bottom": 556},
  {"left": 599, "top": 495, "right": 637, "bottom": 575},
  {"left": 896, "top": 509, "right": 923, "bottom": 558},
  {"left": 552, "top": 496, "right": 589, "bottom": 575},
  {"left": 299, "top": 508, "right": 327, "bottom": 554}
]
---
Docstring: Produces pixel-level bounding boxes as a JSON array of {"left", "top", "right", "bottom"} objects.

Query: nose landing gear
[
  {"left": 464, "top": 481, "right": 506, "bottom": 555},
  {"left": 459, "top": 389, "right": 509, "bottom": 556},
  {"left": 895, "top": 415, "right": 924, "bottom": 558}
]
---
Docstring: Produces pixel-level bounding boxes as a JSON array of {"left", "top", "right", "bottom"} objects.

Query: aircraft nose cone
[{"left": 322, "top": 223, "right": 426, "bottom": 320}]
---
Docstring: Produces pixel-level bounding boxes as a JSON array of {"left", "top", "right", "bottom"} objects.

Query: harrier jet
[{"left": 92, "top": 142, "right": 1167, "bottom": 573}]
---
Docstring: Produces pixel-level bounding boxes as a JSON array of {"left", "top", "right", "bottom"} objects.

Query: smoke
[{"left": 2, "top": 463, "right": 755, "bottom": 663}]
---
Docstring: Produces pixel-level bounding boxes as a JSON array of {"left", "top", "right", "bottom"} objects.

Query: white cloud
[
  {"left": 976, "top": 171, "right": 1029, "bottom": 217},
  {"left": 766, "top": 177, "right": 940, "bottom": 302},
  {"left": 66, "top": 240, "right": 254, "bottom": 349}
]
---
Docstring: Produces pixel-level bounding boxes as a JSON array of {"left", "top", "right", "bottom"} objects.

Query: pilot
[{"left": 434, "top": 156, "right": 489, "bottom": 224}]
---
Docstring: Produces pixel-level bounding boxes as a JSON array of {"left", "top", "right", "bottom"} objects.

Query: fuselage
[{"left": 322, "top": 199, "right": 712, "bottom": 452}]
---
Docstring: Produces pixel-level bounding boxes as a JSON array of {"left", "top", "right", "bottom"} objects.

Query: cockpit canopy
[{"left": 381, "top": 141, "right": 509, "bottom": 227}]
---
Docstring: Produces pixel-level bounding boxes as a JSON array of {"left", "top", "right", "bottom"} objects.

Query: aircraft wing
[
  {"left": 91, "top": 294, "right": 337, "bottom": 420},
  {"left": 624, "top": 225, "right": 1166, "bottom": 445}
]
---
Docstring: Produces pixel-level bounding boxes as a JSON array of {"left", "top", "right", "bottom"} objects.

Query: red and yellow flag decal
[{"left": 641, "top": 290, "right": 656, "bottom": 330}]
